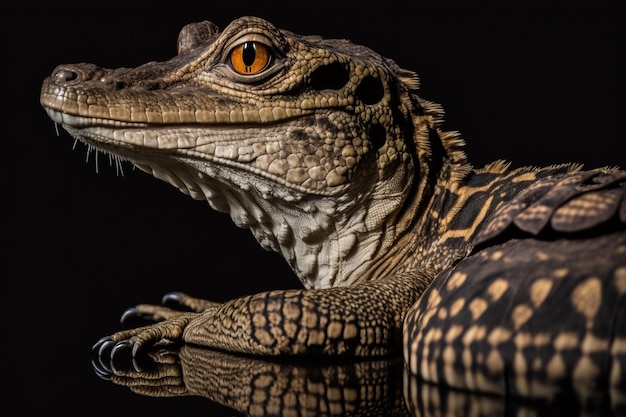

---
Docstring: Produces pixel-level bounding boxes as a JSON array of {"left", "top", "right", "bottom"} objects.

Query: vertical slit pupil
[{"left": 242, "top": 42, "right": 256, "bottom": 70}]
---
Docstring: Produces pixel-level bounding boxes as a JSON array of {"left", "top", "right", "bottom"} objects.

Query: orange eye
[{"left": 229, "top": 41, "right": 271, "bottom": 75}]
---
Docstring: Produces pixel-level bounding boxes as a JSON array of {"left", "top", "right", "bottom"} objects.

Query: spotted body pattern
[{"left": 40, "top": 17, "right": 625, "bottom": 401}]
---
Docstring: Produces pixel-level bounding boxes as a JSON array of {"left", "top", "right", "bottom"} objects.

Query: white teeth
[
  {"left": 43, "top": 108, "right": 147, "bottom": 128},
  {"left": 47, "top": 109, "right": 86, "bottom": 126},
  {"left": 45, "top": 109, "right": 64, "bottom": 124}
]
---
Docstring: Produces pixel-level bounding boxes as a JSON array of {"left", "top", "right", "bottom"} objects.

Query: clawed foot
[
  {"left": 93, "top": 313, "right": 195, "bottom": 377},
  {"left": 92, "top": 343, "right": 188, "bottom": 396},
  {"left": 93, "top": 292, "right": 220, "bottom": 378},
  {"left": 92, "top": 336, "right": 144, "bottom": 379}
]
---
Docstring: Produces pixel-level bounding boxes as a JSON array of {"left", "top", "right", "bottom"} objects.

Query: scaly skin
[{"left": 40, "top": 17, "right": 625, "bottom": 400}]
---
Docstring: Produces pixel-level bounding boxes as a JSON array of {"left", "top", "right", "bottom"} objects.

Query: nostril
[{"left": 54, "top": 68, "right": 79, "bottom": 83}]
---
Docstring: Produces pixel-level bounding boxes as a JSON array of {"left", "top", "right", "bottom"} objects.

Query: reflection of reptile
[
  {"left": 41, "top": 16, "right": 625, "bottom": 399},
  {"left": 97, "top": 346, "right": 409, "bottom": 417},
  {"left": 94, "top": 346, "right": 615, "bottom": 417}
]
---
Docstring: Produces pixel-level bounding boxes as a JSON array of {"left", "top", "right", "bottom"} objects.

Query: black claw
[
  {"left": 111, "top": 340, "right": 132, "bottom": 359},
  {"left": 120, "top": 307, "right": 140, "bottom": 326},
  {"left": 110, "top": 341, "right": 138, "bottom": 374},
  {"left": 97, "top": 338, "right": 117, "bottom": 358},
  {"left": 91, "top": 358, "right": 112, "bottom": 380},
  {"left": 92, "top": 337, "right": 115, "bottom": 376},
  {"left": 92, "top": 337, "right": 116, "bottom": 374},
  {"left": 131, "top": 357, "right": 144, "bottom": 373},
  {"left": 162, "top": 291, "right": 184, "bottom": 306},
  {"left": 97, "top": 355, "right": 113, "bottom": 374},
  {"left": 92, "top": 336, "right": 113, "bottom": 353},
  {"left": 112, "top": 341, "right": 149, "bottom": 372}
]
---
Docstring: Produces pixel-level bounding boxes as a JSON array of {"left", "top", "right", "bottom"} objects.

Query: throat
[
  {"left": 139, "top": 157, "right": 352, "bottom": 289},
  {"left": 129, "top": 149, "right": 417, "bottom": 290},
  {"left": 232, "top": 193, "right": 378, "bottom": 290}
]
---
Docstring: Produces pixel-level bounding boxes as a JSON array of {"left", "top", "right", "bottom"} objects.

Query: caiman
[{"left": 40, "top": 16, "right": 626, "bottom": 400}]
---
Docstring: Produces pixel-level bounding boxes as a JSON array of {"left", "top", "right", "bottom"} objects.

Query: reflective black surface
[
  {"left": 7, "top": 1, "right": 621, "bottom": 415},
  {"left": 91, "top": 344, "right": 622, "bottom": 416}
]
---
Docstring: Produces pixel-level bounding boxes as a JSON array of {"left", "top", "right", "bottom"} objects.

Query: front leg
[{"left": 95, "top": 274, "right": 423, "bottom": 360}]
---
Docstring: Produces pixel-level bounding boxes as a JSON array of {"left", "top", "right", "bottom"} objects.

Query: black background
[{"left": 7, "top": 1, "right": 622, "bottom": 415}]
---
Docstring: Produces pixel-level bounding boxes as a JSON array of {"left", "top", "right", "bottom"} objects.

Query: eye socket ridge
[{"left": 229, "top": 40, "right": 273, "bottom": 76}]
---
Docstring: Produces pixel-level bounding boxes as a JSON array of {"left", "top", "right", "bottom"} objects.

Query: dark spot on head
[
  {"left": 288, "top": 128, "right": 308, "bottom": 142},
  {"left": 309, "top": 61, "right": 349, "bottom": 90},
  {"left": 356, "top": 75, "right": 384, "bottom": 105},
  {"left": 369, "top": 124, "right": 386, "bottom": 150},
  {"left": 317, "top": 116, "right": 337, "bottom": 133}
]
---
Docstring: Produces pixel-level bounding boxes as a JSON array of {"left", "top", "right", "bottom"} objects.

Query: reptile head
[{"left": 40, "top": 16, "right": 468, "bottom": 288}]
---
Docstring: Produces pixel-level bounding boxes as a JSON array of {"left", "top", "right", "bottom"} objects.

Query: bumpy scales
[{"left": 40, "top": 17, "right": 625, "bottom": 398}]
